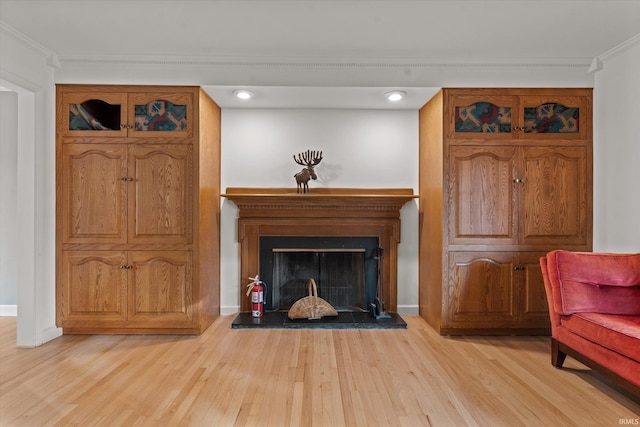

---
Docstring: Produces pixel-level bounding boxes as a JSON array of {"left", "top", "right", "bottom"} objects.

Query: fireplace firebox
[{"left": 259, "top": 236, "right": 379, "bottom": 311}]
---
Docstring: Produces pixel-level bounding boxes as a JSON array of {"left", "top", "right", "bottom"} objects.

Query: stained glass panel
[
  {"left": 455, "top": 102, "right": 511, "bottom": 133},
  {"left": 523, "top": 103, "right": 579, "bottom": 133},
  {"left": 134, "top": 100, "right": 188, "bottom": 132}
]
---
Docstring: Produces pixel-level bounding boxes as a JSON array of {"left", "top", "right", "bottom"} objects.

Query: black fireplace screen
[{"left": 259, "top": 236, "right": 379, "bottom": 312}]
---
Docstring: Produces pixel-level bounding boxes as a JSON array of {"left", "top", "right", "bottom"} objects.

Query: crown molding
[
  {"left": 589, "top": 34, "right": 640, "bottom": 65},
  {"left": 588, "top": 33, "right": 640, "bottom": 74},
  {"left": 598, "top": 33, "right": 640, "bottom": 61},
  {"left": 57, "top": 53, "right": 592, "bottom": 70},
  {"left": 0, "top": 21, "right": 52, "bottom": 58}
]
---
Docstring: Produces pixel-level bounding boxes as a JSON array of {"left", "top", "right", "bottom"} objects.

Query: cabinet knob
[
  {"left": 120, "top": 177, "right": 133, "bottom": 181},
  {"left": 120, "top": 265, "right": 132, "bottom": 270},
  {"left": 513, "top": 178, "right": 526, "bottom": 184},
  {"left": 513, "top": 266, "right": 525, "bottom": 271}
]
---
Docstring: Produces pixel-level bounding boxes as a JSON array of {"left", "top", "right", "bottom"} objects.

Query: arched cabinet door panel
[
  {"left": 128, "top": 145, "right": 193, "bottom": 245},
  {"left": 58, "top": 251, "right": 127, "bottom": 324},
  {"left": 128, "top": 251, "right": 193, "bottom": 323},
  {"left": 448, "top": 146, "right": 518, "bottom": 246},
  {"left": 520, "top": 147, "right": 590, "bottom": 246},
  {"left": 445, "top": 252, "right": 517, "bottom": 329},
  {"left": 61, "top": 144, "right": 128, "bottom": 244}
]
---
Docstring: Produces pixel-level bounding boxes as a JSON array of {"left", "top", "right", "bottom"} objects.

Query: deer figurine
[{"left": 293, "top": 150, "right": 323, "bottom": 193}]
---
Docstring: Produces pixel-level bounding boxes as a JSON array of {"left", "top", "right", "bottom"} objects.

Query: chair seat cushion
[{"left": 561, "top": 312, "right": 640, "bottom": 363}]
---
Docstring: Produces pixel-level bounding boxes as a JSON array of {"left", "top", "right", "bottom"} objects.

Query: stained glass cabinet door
[
  {"left": 518, "top": 95, "right": 591, "bottom": 140},
  {"left": 61, "top": 92, "right": 128, "bottom": 138},
  {"left": 127, "top": 92, "right": 194, "bottom": 140},
  {"left": 447, "top": 95, "right": 517, "bottom": 141}
]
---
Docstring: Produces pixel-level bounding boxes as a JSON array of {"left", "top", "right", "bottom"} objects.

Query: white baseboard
[
  {"left": 397, "top": 305, "right": 419, "bottom": 316},
  {"left": 0, "top": 305, "right": 17, "bottom": 316},
  {"left": 42, "top": 325, "right": 63, "bottom": 344},
  {"left": 221, "top": 306, "right": 240, "bottom": 316}
]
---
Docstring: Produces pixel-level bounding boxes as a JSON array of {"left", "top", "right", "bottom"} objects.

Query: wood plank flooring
[{"left": 1, "top": 315, "right": 638, "bottom": 426}]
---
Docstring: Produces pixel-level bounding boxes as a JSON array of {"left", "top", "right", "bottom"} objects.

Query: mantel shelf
[{"left": 223, "top": 187, "right": 417, "bottom": 219}]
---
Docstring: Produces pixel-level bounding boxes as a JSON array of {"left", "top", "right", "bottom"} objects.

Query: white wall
[
  {"left": 0, "top": 24, "right": 61, "bottom": 346},
  {"left": 0, "top": 91, "right": 18, "bottom": 313},
  {"left": 593, "top": 36, "right": 640, "bottom": 253},
  {"left": 220, "top": 108, "right": 419, "bottom": 314}
]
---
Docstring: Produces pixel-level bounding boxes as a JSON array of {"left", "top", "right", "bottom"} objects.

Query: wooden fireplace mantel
[
  {"left": 223, "top": 188, "right": 417, "bottom": 312},
  {"left": 222, "top": 187, "right": 417, "bottom": 219}
]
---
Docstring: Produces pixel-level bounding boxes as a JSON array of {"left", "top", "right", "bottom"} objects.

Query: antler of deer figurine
[{"left": 293, "top": 150, "right": 323, "bottom": 193}]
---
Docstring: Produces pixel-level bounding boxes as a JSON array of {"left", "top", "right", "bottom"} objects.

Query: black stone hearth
[{"left": 231, "top": 311, "right": 406, "bottom": 329}]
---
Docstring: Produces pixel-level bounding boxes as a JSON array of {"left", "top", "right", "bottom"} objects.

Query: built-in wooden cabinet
[
  {"left": 420, "top": 88, "right": 592, "bottom": 335},
  {"left": 56, "top": 85, "right": 221, "bottom": 334}
]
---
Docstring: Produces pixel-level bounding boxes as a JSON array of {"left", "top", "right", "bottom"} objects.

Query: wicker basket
[{"left": 287, "top": 278, "right": 338, "bottom": 320}]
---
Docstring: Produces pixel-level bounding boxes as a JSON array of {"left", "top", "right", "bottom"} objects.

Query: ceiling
[{"left": 1, "top": 0, "right": 639, "bottom": 108}]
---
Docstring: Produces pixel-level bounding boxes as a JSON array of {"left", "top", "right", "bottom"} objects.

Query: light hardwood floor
[{"left": 1, "top": 315, "right": 638, "bottom": 426}]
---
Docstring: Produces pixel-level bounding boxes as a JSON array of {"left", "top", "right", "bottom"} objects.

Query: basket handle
[{"left": 307, "top": 278, "right": 318, "bottom": 305}]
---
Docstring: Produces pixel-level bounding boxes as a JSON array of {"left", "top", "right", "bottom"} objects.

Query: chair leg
[{"left": 551, "top": 338, "right": 567, "bottom": 368}]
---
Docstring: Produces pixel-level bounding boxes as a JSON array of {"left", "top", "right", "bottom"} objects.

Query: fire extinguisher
[{"left": 246, "top": 275, "right": 264, "bottom": 318}]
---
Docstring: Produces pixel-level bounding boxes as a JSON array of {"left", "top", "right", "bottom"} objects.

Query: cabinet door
[
  {"left": 128, "top": 251, "right": 193, "bottom": 322},
  {"left": 518, "top": 95, "right": 590, "bottom": 140},
  {"left": 60, "top": 92, "right": 128, "bottom": 138},
  {"left": 446, "top": 94, "right": 517, "bottom": 141},
  {"left": 127, "top": 92, "right": 194, "bottom": 140},
  {"left": 61, "top": 144, "right": 128, "bottom": 244},
  {"left": 128, "top": 145, "right": 193, "bottom": 244},
  {"left": 445, "top": 252, "right": 517, "bottom": 328},
  {"left": 59, "top": 251, "right": 127, "bottom": 323},
  {"left": 448, "top": 146, "right": 518, "bottom": 246},
  {"left": 520, "top": 147, "right": 590, "bottom": 246},
  {"left": 516, "top": 252, "right": 551, "bottom": 327}
]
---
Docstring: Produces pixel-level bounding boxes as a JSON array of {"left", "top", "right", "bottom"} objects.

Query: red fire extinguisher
[{"left": 246, "top": 275, "right": 264, "bottom": 318}]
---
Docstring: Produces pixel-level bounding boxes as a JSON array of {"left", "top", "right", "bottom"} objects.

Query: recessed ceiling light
[
  {"left": 233, "top": 89, "right": 253, "bottom": 100},
  {"left": 385, "top": 90, "right": 406, "bottom": 102}
]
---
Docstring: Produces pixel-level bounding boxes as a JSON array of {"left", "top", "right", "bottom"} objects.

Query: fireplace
[
  {"left": 260, "top": 236, "right": 379, "bottom": 311},
  {"left": 223, "top": 187, "right": 417, "bottom": 314}
]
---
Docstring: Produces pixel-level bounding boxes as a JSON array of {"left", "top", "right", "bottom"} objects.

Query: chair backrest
[{"left": 541, "top": 250, "right": 640, "bottom": 316}]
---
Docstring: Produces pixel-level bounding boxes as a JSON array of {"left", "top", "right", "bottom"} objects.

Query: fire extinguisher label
[
  {"left": 251, "top": 291, "right": 263, "bottom": 303},
  {"left": 252, "top": 310, "right": 261, "bottom": 317}
]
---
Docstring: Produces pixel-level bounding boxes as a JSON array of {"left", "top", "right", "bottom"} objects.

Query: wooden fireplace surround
[{"left": 223, "top": 188, "right": 417, "bottom": 312}]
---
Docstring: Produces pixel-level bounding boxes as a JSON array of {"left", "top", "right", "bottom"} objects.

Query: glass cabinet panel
[
  {"left": 61, "top": 93, "right": 128, "bottom": 137},
  {"left": 523, "top": 103, "right": 579, "bottom": 134},
  {"left": 69, "top": 99, "right": 121, "bottom": 131},
  {"left": 128, "top": 92, "right": 194, "bottom": 139},
  {"left": 448, "top": 95, "right": 517, "bottom": 140},
  {"left": 518, "top": 95, "right": 590, "bottom": 140},
  {"left": 134, "top": 100, "right": 188, "bottom": 132},
  {"left": 455, "top": 102, "right": 512, "bottom": 133}
]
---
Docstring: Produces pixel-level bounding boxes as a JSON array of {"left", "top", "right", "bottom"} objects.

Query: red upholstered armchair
[{"left": 540, "top": 250, "right": 640, "bottom": 397}]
